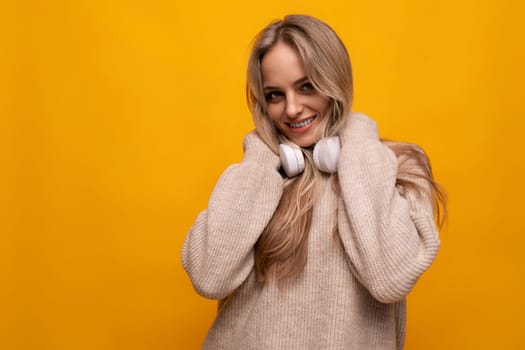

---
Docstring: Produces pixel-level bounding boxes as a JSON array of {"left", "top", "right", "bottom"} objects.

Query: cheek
[
  {"left": 266, "top": 104, "right": 283, "bottom": 123},
  {"left": 316, "top": 97, "right": 330, "bottom": 116}
]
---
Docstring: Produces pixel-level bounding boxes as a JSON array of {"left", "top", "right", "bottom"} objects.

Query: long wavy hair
[{"left": 246, "top": 14, "right": 447, "bottom": 283}]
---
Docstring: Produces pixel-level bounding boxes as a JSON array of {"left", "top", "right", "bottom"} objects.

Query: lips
[{"left": 288, "top": 115, "right": 316, "bottom": 129}]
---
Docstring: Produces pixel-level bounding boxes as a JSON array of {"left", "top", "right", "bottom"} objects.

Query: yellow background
[{"left": 2, "top": 0, "right": 524, "bottom": 349}]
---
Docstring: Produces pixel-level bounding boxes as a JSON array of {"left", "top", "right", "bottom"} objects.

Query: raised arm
[
  {"left": 182, "top": 132, "right": 284, "bottom": 299},
  {"left": 336, "top": 113, "right": 440, "bottom": 303}
]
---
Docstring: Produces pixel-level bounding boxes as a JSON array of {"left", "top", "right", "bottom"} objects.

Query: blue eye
[
  {"left": 265, "top": 91, "right": 283, "bottom": 103},
  {"left": 300, "top": 82, "right": 314, "bottom": 92}
]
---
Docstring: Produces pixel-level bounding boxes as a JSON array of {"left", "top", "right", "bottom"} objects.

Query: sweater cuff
[
  {"left": 340, "top": 112, "right": 379, "bottom": 146},
  {"left": 242, "top": 131, "right": 281, "bottom": 170}
]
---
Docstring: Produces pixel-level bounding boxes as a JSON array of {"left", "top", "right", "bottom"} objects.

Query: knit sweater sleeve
[
  {"left": 181, "top": 132, "right": 284, "bottom": 300},
  {"left": 336, "top": 113, "right": 440, "bottom": 304}
]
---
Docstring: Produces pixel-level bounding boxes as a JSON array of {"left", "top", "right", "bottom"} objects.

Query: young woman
[{"left": 182, "top": 14, "right": 446, "bottom": 350}]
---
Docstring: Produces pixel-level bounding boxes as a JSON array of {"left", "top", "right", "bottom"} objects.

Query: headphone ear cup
[
  {"left": 313, "top": 136, "right": 340, "bottom": 173},
  {"left": 279, "top": 144, "right": 305, "bottom": 177}
]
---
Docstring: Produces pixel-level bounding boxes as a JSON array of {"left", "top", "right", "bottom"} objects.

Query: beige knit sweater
[{"left": 182, "top": 113, "right": 440, "bottom": 349}]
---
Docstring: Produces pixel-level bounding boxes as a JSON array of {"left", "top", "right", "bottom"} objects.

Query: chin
[
  {"left": 293, "top": 137, "right": 316, "bottom": 148},
  {"left": 278, "top": 128, "right": 317, "bottom": 148}
]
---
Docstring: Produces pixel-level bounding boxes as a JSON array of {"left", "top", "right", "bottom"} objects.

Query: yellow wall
[{"left": 2, "top": 0, "right": 524, "bottom": 349}]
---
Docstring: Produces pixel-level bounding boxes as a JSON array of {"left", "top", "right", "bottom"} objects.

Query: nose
[{"left": 285, "top": 93, "right": 303, "bottom": 118}]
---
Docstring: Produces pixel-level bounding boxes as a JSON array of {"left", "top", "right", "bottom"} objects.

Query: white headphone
[{"left": 279, "top": 136, "right": 340, "bottom": 177}]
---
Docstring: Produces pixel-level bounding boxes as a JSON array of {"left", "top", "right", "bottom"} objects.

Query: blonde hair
[
  {"left": 247, "top": 15, "right": 352, "bottom": 150},
  {"left": 246, "top": 15, "right": 446, "bottom": 283}
]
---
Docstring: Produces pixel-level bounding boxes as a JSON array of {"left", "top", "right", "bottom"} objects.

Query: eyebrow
[{"left": 263, "top": 76, "right": 309, "bottom": 91}]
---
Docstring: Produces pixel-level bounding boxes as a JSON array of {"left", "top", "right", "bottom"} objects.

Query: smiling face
[{"left": 261, "top": 42, "right": 330, "bottom": 148}]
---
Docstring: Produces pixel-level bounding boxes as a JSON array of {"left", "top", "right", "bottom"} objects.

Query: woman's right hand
[{"left": 242, "top": 131, "right": 281, "bottom": 171}]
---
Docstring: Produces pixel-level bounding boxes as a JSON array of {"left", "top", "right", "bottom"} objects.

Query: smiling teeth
[{"left": 290, "top": 116, "right": 315, "bottom": 128}]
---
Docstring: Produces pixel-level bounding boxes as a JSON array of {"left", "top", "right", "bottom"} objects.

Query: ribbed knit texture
[{"left": 182, "top": 114, "right": 440, "bottom": 350}]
